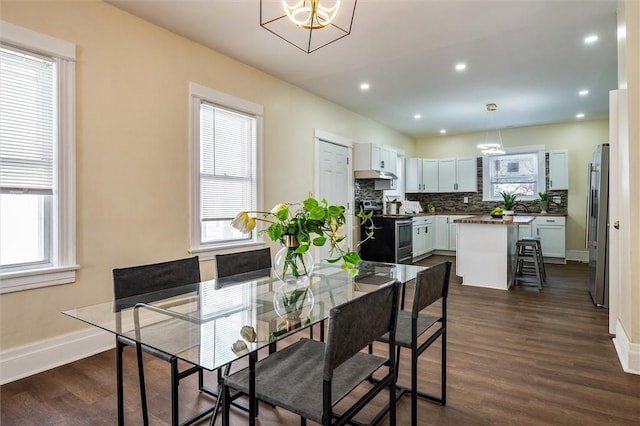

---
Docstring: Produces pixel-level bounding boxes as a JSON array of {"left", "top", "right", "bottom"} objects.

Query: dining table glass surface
[{"left": 63, "top": 261, "right": 427, "bottom": 371}]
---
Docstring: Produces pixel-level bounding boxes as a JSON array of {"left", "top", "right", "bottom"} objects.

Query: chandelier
[
  {"left": 477, "top": 103, "right": 506, "bottom": 155},
  {"left": 260, "top": 1, "right": 358, "bottom": 53}
]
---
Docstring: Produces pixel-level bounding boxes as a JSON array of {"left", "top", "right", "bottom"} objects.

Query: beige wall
[
  {"left": 415, "top": 119, "right": 608, "bottom": 254},
  {"left": 0, "top": 1, "right": 413, "bottom": 350}
]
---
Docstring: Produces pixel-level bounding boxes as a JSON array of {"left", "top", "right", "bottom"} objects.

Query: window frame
[
  {"left": 482, "top": 145, "right": 546, "bottom": 202},
  {"left": 0, "top": 21, "right": 77, "bottom": 294},
  {"left": 188, "top": 82, "right": 264, "bottom": 260}
]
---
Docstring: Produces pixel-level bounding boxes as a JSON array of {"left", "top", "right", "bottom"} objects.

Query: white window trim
[
  {"left": 0, "top": 21, "right": 78, "bottom": 294},
  {"left": 188, "top": 82, "right": 264, "bottom": 261},
  {"left": 482, "top": 144, "right": 546, "bottom": 202}
]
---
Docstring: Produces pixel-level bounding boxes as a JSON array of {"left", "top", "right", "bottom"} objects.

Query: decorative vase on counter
[
  {"left": 540, "top": 201, "right": 548, "bottom": 214},
  {"left": 503, "top": 210, "right": 514, "bottom": 221},
  {"left": 273, "top": 234, "right": 314, "bottom": 285}
]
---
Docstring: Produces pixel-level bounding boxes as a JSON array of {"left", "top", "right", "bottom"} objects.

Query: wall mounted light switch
[{"left": 463, "top": 197, "right": 469, "bottom": 203}]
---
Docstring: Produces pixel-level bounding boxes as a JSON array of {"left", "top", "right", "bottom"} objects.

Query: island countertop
[{"left": 454, "top": 215, "right": 535, "bottom": 225}]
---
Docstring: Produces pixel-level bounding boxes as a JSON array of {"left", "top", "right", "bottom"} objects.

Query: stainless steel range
[{"left": 359, "top": 199, "right": 413, "bottom": 264}]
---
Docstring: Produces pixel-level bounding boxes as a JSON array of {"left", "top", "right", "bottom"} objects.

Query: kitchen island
[{"left": 454, "top": 215, "right": 535, "bottom": 290}]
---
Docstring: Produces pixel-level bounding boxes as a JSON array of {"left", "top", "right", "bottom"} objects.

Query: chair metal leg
[
  {"left": 411, "top": 345, "right": 418, "bottom": 426},
  {"left": 135, "top": 342, "right": 149, "bottom": 426},
  {"left": 116, "top": 339, "right": 125, "bottom": 426},
  {"left": 171, "top": 357, "right": 179, "bottom": 426},
  {"left": 442, "top": 327, "right": 447, "bottom": 405},
  {"left": 222, "top": 383, "right": 231, "bottom": 426}
]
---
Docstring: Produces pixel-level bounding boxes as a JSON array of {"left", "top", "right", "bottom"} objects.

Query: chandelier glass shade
[
  {"left": 260, "top": 0, "right": 357, "bottom": 53},
  {"left": 477, "top": 103, "right": 506, "bottom": 155}
]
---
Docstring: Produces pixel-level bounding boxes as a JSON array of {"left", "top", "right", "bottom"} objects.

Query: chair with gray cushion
[
  {"left": 221, "top": 281, "right": 400, "bottom": 426},
  {"left": 377, "top": 261, "right": 451, "bottom": 426},
  {"left": 214, "top": 247, "right": 272, "bottom": 281},
  {"left": 113, "top": 256, "right": 215, "bottom": 426},
  {"left": 209, "top": 248, "right": 272, "bottom": 423}
]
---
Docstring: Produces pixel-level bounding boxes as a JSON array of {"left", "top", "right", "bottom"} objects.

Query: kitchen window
[
  {"left": 0, "top": 22, "right": 77, "bottom": 293},
  {"left": 482, "top": 145, "right": 545, "bottom": 201},
  {"left": 189, "top": 83, "right": 263, "bottom": 258}
]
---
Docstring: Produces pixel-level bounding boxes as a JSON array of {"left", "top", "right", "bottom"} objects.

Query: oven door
[{"left": 395, "top": 219, "right": 413, "bottom": 264}]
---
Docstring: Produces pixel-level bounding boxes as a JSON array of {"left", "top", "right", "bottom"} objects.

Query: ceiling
[{"left": 106, "top": 0, "right": 619, "bottom": 138}]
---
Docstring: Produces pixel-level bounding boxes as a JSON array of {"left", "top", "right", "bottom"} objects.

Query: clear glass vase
[
  {"left": 273, "top": 237, "right": 314, "bottom": 285},
  {"left": 273, "top": 283, "right": 315, "bottom": 325}
]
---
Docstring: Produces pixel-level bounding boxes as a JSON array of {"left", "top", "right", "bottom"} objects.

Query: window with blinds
[
  {"left": 199, "top": 102, "right": 257, "bottom": 245},
  {"left": 0, "top": 44, "right": 56, "bottom": 268}
]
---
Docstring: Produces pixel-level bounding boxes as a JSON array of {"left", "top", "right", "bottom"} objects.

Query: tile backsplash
[
  {"left": 356, "top": 155, "right": 568, "bottom": 215},
  {"left": 406, "top": 156, "right": 568, "bottom": 214}
]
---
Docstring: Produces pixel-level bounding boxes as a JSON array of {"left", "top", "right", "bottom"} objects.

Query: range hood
[{"left": 354, "top": 169, "right": 398, "bottom": 180}]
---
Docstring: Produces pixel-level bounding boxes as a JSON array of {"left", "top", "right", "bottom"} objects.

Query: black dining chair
[
  {"left": 221, "top": 281, "right": 401, "bottom": 426},
  {"left": 209, "top": 247, "right": 273, "bottom": 424},
  {"left": 112, "top": 256, "right": 216, "bottom": 426},
  {"left": 377, "top": 260, "right": 451, "bottom": 426}
]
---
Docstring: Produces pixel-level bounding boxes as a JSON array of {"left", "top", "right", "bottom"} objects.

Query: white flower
[{"left": 231, "top": 211, "right": 256, "bottom": 233}]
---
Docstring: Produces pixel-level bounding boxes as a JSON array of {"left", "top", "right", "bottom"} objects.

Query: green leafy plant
[
  {"left": 535, "top": 192, "right": 559, "bottom": 204},
  {"left": 231, "top": 197, "right": 375, "bottom": 277},
  {"left": 499, "top": 191, "right": 523, "bottom": 210}
]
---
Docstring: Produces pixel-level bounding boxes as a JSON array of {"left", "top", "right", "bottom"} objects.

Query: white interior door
[{"left": 315, "top": 132, "right": 352, "bottom": 263}]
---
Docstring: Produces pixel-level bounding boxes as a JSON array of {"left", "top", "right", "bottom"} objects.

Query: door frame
[{"left": 313, "top": 129, "right": 354, "bottom": 256}]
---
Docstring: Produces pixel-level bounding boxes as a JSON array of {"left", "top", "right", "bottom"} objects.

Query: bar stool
[
  {"left": 522, "top": 236, "right": 547, "bottom": 283},
  {"left": 513, "top": 239, "right": 545, "bottom": 289}
]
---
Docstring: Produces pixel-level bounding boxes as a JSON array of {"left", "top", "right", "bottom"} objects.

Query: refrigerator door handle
[{"left": 585, "top": 162, "right": 593, "bottom": 248}]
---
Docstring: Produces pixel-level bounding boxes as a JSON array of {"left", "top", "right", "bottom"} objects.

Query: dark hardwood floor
[{"left": 2, "top": 256, "right": 639, "bottom": 425}]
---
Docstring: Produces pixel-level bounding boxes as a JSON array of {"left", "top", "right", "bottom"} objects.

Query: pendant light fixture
[
  {"left": 477, "top": 103, "right": 506, "bottom": 155},
  {"left": 260, "top": 0, "right": 358, "bottom": 53}
]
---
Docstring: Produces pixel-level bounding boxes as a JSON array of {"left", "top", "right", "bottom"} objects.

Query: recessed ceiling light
[
  {"left": 579, "top": 89, "right": 589, "bottom": 96},
  {"left": 455, "top": 63, "right": 466, "bottom": 71},
  {"left": 576, "top": 113, "right": 585, "bottom": 119},
  {"left": 440, "top": 129, "right": 447, "bottom": 134},
  {"left": 584, "top": 34, "right": 599, "bottom": 44},
  {"left": 414, "top": 114, "right": 422, "bottom": 119},
  {"left": 360, "top": 82, "right": 370, "bottom": 90}
]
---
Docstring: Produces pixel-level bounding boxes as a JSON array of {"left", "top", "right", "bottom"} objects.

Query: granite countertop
[
  {"left": 411, "top": 211, "right": 566, "bottom": 217},
  {"left": 453, "top": 215, "right": 536, "bottom": 225}
]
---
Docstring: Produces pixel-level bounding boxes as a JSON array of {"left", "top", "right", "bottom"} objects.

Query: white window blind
[
  {"left": 0, "top": 45, "right": 55, "bottom": 195},
  {"left": 200, "top": 103, "right": 256, "bottom": 221},
  {"left": 482, "top": 146, "right": 545, "bottom": 201}
]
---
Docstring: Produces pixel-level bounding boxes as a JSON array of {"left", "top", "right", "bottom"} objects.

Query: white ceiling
[{"left": 106, "top": 0, "right": 618, "bottom": 138}]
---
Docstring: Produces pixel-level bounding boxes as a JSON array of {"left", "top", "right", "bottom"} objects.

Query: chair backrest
[
  {"left": 214, "top": 248, "right": 271, "bottom": 279},
  {"left": 412, "top": 261, "right": 451, "bottom": 318},
  {"left": 112, "top": 256, "right": 201, "bottom": 311},
  {"left": 323, "top": 282, "right": 399, "bottom": 381}
]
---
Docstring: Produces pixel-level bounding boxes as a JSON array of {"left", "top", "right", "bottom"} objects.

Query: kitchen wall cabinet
[
  {"left": 354, "top": 143, "right": 397, "bottom": 174},
  {"left": 406, "top": 158, "right": 438, "bottom": 193},
  {"left": 548, "top": 149, "right": 569, "bottom": 190},
  {"left": 438, "top": 157, "right": 477, "bottom": 192}
]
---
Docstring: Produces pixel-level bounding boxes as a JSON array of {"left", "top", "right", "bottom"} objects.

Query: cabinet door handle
[
  {"left": 550, "top": 179, "right": 553, "bottom": 188},
  {"left": 546, "top": 219, "right": 555, "bottom": 223},
  {"left": 425, "top": 227, "right": 428, "bottom": 233}
]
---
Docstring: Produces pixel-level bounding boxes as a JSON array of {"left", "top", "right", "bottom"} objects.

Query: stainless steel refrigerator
[{"left": 586, "top": 143, "right": 609, "bottom": 307}]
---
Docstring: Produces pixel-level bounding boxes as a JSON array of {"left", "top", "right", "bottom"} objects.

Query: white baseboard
[
  {"left": 613, "top": 320, "right": 640, "bottom": 375},
  {"left": 0, "top": 327, "right": 114, "bottom": 385},
  {"left": 566, "top": 250, "right": 589, "bottom": 262}
]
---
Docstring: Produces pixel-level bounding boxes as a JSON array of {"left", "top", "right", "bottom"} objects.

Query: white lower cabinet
[
  {"left": 412, "top": 216, "right": 434, "bottom": 260},
  {"left": 519, "top": 216, "right": 566, "bottom": 260},
  {"left": 434, "top": 215, "right": 471, "bottom": 251},
  {"left": 434, "top": 216, "right": 449, "bottom": 250}
]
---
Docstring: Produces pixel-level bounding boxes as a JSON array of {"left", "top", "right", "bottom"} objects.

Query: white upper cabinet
[
  {"left": 548, "top": 149, "right": 568, "bottom": 190},
  {"left": 438, "top": 157, "right": 477, "bottom": 192},
  {"left": 406, "top": 158, "right": 438, "bottom": 192},
  {"left": 354, "top": 143, "right": 397, "bottom": 174}
]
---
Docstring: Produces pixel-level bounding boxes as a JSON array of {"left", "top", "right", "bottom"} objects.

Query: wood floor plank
[{"left": 2, "top": 256, "right": 639, "bottom": 425}]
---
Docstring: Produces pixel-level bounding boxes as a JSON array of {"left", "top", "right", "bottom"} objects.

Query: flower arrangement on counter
[{"left": 231, "top": 197, "right": 375, "bottom": 277}]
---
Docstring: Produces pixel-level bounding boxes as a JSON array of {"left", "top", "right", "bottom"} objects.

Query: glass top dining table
[{"left": 63, "top": 261, "right": 427, "bottom": 372}]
